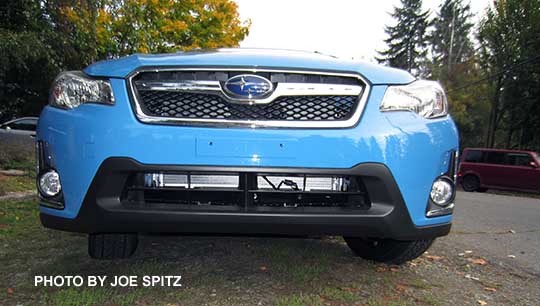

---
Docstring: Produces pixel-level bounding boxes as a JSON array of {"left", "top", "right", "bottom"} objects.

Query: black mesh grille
[{"left": 138, "top": 91, "right": 358, "bottom": 121}]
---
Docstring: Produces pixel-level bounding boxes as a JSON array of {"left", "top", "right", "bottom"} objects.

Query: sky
[{"left": 233, "top": 0, "right": 491, "bottom": 61}]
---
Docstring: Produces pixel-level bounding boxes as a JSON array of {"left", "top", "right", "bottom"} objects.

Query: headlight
[
  {"left": 49, "top": 71, "right": 115, "bottom": 109},
  {"left": 380, "top": 80, "right": 448, "bottom": 119}
]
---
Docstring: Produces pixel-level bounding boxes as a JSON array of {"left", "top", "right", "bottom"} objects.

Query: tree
[
  {"left": 430, "top": 0, "right": 474, "bottom": 81},
  {"left": 377, "top": 0, "right": 430, "bottom": 76},
  {"left": 429, "top": 0, "right": 488, "bottom": 149},
  {"left": 478, "top": 0, "right": 540, "bottom": 150},
  {"left": 0, "top": 0, "right": 250, "bottom": 120},
  {"left": 57, "top": 0, "right": 251, "bottom": 65},
  {"left": 0, "top": 0, "right": 62, "bottom": 121}
]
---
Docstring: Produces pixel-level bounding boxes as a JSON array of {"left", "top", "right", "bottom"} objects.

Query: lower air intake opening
[{"left": 121, "top": 171, "right": 371, "bottom": 213}]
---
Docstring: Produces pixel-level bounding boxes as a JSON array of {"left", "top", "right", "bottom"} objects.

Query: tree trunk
[{"left": 486, "top": 76, "right": 503, "bottom": 148}]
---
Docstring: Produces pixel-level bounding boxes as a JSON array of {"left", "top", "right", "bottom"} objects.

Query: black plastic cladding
[{"left": 40, "top": 158, "right": 451, "bottom": 240}]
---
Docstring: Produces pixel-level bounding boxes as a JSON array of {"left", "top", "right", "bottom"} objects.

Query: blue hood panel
[{"left": 83, "top": 48, "right": 415, "bottom": 85}]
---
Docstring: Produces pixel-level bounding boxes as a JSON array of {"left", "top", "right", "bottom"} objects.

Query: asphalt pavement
[{"left": 444, "top": 191, "right": 540, "bottom": 275}]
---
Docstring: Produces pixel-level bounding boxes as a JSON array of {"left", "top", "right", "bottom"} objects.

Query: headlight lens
[
  {"left": 49, "top": 71, "right": 115, "bottom": 109},
  {"left": 380, "top": 80, "right": 448, "bottom": 119}
]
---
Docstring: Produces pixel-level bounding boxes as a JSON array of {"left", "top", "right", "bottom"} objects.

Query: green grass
[
  {"left": 418, "top": 294, "right": 442, "bottom": 306},
  {"left": 404, "top": 278, "right": 433, "bottom": 290},
  {"left": 320, "top": 287, "right": 359, "bottom": 302},
  {"left": 42, "top": 287, "right": 187, "bottom": 306},
  {"left": 0, "top": 155, "right": 36, "bottom": 196},
  {"left": 0, "top": 199, "right": 39, "bottom": 239},
  {"left": 43, "top": 288, "right": 116, "bottom": 306},
  {"left": 255, "top": 238, "right": 344, "bottom": 284},
  {"left": 276, "top": 293, "right": 324, "bottom": 306},
  {"left": 0, "top": 174, "right": 35, "bottom": 196},
  {"left": 3, "top": 159, "right": 36, "bottom": 174}
]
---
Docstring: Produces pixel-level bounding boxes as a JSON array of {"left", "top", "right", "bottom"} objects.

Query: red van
[{"left": 458, "top": 148, "right": 540, "bottom": 193}]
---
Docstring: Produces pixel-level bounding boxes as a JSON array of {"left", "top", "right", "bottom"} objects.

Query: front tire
[
  {"left": 88, "top": 233, "right": 138, "bottom": 259},
  {"left": 344, "top": 237, "right": 434, "bottom": 265},
  {"left": 461, "top": 175, "right": 480, "bottom": 192}
]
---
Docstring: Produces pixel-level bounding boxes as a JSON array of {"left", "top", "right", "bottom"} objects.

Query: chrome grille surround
[{"left": 127, "top": 68, "right": 371, "bottom": 128}]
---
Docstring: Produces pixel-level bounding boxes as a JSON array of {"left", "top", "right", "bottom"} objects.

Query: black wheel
[
  {"left": 88, "top": 233, "right": 138, "bottom": 259},
  {"left": 344, "top": 237, "right": 434, "bottom": 265},
  {"left": 461, "top": 175, "right": 480, "bottom": 192}
]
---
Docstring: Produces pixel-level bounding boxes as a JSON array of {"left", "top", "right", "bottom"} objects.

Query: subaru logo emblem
[{"left": 224, "top": 74, "right": 273, "bottom": 100}]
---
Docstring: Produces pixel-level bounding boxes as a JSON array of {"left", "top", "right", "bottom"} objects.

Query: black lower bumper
[{"left": 40, "top": 158, "right": 451, "bottom": 240}]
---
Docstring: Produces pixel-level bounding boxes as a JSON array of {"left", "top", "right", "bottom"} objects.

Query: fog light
[
  {"left": 38, "top": 170, "right": 62, "bottom": 197},
  {"left": 430, "top": 178, "right": 454, "bottom": 206}
]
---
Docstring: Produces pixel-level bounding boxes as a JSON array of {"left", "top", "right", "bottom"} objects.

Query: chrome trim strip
[
  {"left": 128, "top": 68, "right": 371, "bottom": 128},
  {"left": 426, "top": 203, "right": 455, "bottom": 217},
  {"left": 136, "top": 80, "right": 363, "bottom": 105},
  {"left": 136, "top": 80, "right": 222, "bottom": 92}
]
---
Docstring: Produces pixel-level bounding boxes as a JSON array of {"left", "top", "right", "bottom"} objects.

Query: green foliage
[
  {"left": 0, "top": 0, "right": 249, "bottom": 120},
  {"left": 429, "top": 0, "right": 490, "bottom": 148},
  {"left": 377, "top": 0, "right": 430, "bottom": 76},
  {"left": 57, "top": 0, "right": 250, "bottom": 65},
  {"left": 0, "top": 0, "right": 62, "bottom": 120},
  {"left": 478, "top": 0, "right": 540, "bottom": 150},
  {"left": 430, "top": 0, "right": 474, "bottom": 79}
]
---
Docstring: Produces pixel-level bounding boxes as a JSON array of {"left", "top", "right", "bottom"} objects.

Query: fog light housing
[
  {"left": 430, "top": 178, "right": 454, "bottom": 206},
  {"left": 426, "top": 176, "right": 455, "bottom": 217},
  {"left": 38, "top": 170, "right": 62, "bottom": 197}
]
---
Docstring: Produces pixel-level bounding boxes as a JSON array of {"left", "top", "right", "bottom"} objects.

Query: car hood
[{"left": 83, "top": 48, "right": 415, "bottom": 85}]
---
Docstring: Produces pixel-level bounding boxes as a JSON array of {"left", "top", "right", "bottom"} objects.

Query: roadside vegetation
[
  {"left": 1, "top": 198, "right": 539, "bottom": 306},
  {"left": 0, "top": 140, "right": 35, "bottom": 196},
  {"left": 379, "top": 0, "right": 540, "bottom": 150}
]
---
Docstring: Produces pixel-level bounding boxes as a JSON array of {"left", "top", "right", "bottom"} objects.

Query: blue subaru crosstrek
[{"left": 37, "top": 49, "right": 459, "bottom": 263}]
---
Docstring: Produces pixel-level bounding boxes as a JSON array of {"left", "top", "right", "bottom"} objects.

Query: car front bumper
[{"left": 40, "top": 158, "right": 451, "bottom": 240}]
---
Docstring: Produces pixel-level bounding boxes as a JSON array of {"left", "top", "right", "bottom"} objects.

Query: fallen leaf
[
  {"left": 467, "top": 258, "right": 488, "bottom": 265},
  {"left": 509, "top": 229, "right": 516, "bottom": 234},
  {"left": 465, "top": 250, "right": 473, "bottom": 254},
  {"left": 507, "top": 255, "right": 516, "bottom": 259},
  {"left": 6, "top": 288, "right": 14, "bottom": 294},
  {"left": 259, "top": 266, "right": 267, "bottom": 272},
  {"left": 484, "top": 287, "right": 497, "bottom": 292},
  {"left": 395, "top": 284, "right": 407, "bottom": 292},
  {"left": 477, "top": 300, "right": 487, "bottom": 305},
  {"left": 458, "top": 253, "right": 465, "bottom": 257},
  {"left": 425, "top": 255, "right": 443, "bottom": 261}
]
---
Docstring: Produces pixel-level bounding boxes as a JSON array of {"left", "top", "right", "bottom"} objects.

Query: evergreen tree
[
  {"left": 428, "top": 0, "right": 488, "bottom": 149},
  {"left": 430, "top": 0, "right": 474, "bottom": 81},
  {"left": 377, "top": 0, "right": 430, "bottom": 76},
  {"left": 478, "top": 0, "right": 540, "bottom": 150}
]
